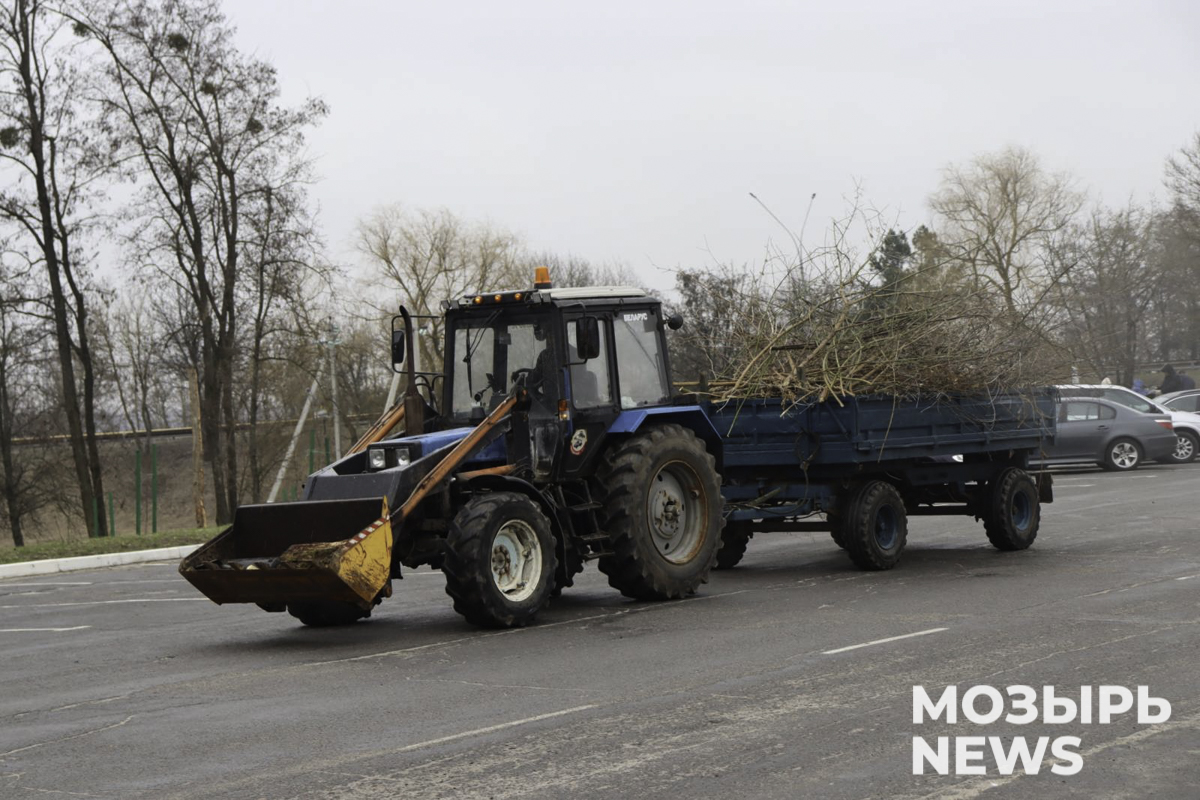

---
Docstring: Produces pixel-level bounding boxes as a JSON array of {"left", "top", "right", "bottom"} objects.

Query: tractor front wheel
[
  {"left": 442, "top": 492, "right": 558, "bottom": 628},
  {"left": 287, "top": 601, "right": 370, "bottom": 627}
]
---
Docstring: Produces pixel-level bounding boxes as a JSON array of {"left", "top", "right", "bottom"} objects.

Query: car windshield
[{"left": 451, "top": 317, "right": 550, "bottom": 419}]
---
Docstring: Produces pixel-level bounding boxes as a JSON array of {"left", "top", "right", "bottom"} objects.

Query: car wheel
[
  {"left": 1102, "top": 438, "right": 1141, "bottom": 471},
  {"left": 1168, "top": 430, "right": 1198, "bottom": 464}
]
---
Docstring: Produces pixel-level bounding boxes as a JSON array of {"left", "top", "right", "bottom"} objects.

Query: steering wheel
[{"left": 511, "top": 367, "right": 542, "bottom": 387}]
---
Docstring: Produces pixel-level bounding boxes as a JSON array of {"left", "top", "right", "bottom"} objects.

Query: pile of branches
[{"left": 674, "top": 263, "right": 1068, "bottom": 407}]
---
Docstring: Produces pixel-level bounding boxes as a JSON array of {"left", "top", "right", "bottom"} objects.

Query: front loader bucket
[{"left": 179, "top": 497, "right": 394, "bottom": 610}]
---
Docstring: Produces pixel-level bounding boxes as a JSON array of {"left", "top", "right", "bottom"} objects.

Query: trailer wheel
[
  {"left": 983, "top": 468, "right": 1040, "bottom": 551},
  {"left": 826, "top": 512, "right": 848, "bottom": 549},
  {"left": 287, "top": 601, "right": 370, "bottom": 627},
  {"left": 597, "top": 424, "right": 723, "bottom": 599},
  {"left": 443, "top": 492, "right": 558, "bottom": 628},
  {"left": 714, "top": 520, "right": 753, "bottom": 569},
  {"left": 841, "top": 481, "right": 908, "bottom": 571}
]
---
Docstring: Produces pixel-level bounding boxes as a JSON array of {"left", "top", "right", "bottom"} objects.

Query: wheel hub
[
  {"left": 1112, "top": 442, "right": 1138, "bottom": 468},
  {"left": 652, "top": 489, "right": 683, "bottom": 538},
  {"left": 490, "top": 520, "right": 541, "bottom": 602},
  {"left": 645, "top": 461, "right": 707, "bottom": 564}
]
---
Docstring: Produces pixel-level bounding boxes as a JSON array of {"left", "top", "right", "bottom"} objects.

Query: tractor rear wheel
[
  {"left": 443, "top": 492, "right": 558, "bottom": 628},
  {"left": 597, "top": 425, "right": 723, "bottom": 599}
]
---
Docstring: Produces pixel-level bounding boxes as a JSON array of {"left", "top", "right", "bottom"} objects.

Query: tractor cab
[{"left": 441, "top": 270, "right": 678, "bottom": 482}]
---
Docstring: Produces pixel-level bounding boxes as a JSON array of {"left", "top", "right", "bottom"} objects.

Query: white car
[{"left": 1055, "top": 385, "right": 1200, "bottom": 464}]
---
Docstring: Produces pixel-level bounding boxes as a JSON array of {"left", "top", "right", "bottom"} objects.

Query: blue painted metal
[
  {"left": 705, "top": 389, "right": 1057, "bottom": 472},
  {"left": 608, "top": 405, "right": 722, "bottom": 449},
  {"left": 384, "top": 426, "right": 507, "bottom": 463}
]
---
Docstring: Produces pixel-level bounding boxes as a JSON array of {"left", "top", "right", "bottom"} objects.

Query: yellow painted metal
[
  {"left": 297, "top": 498, "right": 393, "bottom": 606},
  {"left": 180, "top": 497, "right": 394, "bottom": 610}
]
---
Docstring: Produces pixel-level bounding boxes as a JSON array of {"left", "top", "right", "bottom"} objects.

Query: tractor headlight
[
  {"left": 395, "top": 447, "right": 411, "bottom": 468},
  {"left": 368, "top": 449, "right": 387, "bottom": 470}
]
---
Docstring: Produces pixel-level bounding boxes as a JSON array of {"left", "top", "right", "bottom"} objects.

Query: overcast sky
[{"left": 226, "top": 0, "right": 1200, "bottom": 294}]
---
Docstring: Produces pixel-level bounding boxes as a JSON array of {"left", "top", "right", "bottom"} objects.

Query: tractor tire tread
[
  {"left": 597, "top": 424, "right": 723, "bottom": 600},
  {"left": 442, "top": 492, "right": 557, "bottom": 629}
]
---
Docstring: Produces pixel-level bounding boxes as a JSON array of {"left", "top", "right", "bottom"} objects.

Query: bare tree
[
  {"left": 0, "top": 0, "right": 111, "bottom": 536},
  {"left": 1165, "top": 131, "right": 1200, "bottom": 222},
  {"left": 1047, "top": 206, "right": 1157, "bottom": 384},
  {"left": 522, "top": 251, "right": 641, "bottom": 290},
  {"left": 930, "top": 146, "right": 1083, "bottom": 314},
  {"left": 72, "top": 0, "right": 327, "bottom": 522},
  {"left": 1160, "top": 133, "right": 1200, "bottom": 360},
  {"left": 356, "top": 205, "right": 524, "bottom": 370},
  {"left": 239, "top": 180, "right": 326, "bottom": 502}
]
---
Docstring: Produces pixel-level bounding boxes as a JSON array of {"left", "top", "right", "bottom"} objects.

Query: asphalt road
[{"left": 2, "top": 463, "right": 1198, "bottom": 799}]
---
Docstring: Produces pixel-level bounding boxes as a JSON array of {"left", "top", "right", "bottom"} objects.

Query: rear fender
[{"left": 607, "top": 406, "right": 723, "bottom": 462}]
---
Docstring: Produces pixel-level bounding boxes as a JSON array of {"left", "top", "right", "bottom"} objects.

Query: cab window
[
  {"left": 613, "top": 309, "right": 669, "bottom": 408},
  {"left": 567, "top": 321, "right": 612, "bottom": 409}
]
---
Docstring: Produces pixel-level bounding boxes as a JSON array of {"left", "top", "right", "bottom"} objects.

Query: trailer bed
[{"left": 705, "top": 389, "right": 1056, "bottom": 474}]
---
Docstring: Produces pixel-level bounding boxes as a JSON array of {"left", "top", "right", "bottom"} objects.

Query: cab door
[{"left": 561, "top": 312, "right": 618, "bottom": 479}]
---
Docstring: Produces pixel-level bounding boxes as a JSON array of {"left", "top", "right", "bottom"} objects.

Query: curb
[{"left": 0, "top": 545, "right": 200, "bottom": 580}]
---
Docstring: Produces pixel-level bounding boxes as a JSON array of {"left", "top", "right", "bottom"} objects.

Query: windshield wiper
[{"left": 463, "top": 310, "right": 502, "bottom": 403}]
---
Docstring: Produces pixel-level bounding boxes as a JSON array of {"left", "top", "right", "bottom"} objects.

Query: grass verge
[{"left": 0, "top": 527, "right": 222, "bottom": 565}]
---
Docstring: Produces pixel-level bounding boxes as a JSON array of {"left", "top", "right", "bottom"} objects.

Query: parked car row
[{"left": 1030, "top": 385, "right": 1200, "bottom": 471}]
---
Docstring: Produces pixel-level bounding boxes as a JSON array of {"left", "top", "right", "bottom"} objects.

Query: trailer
[{"left": 181, "top": 269, "right": 1056, "bottom": 629}]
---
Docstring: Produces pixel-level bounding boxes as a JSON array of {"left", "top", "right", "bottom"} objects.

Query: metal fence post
[
  {"left": 135, "top": 449, "right": 143, "bottom": 535},
  {"left": 151, "top": 444, "right": 159, "bottom": 534},
  {"left": 108, "top": 492, "right": 115, "bottom": 538}
]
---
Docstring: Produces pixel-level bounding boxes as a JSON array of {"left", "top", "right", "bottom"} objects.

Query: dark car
[
  {"left": 1055, "top": 384, "right": 1200, "bottom": 463},
  {"left": 1033, "top": 397, "right": 1177, "bottom": 471}
]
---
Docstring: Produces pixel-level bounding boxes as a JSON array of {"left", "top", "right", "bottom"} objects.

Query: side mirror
[
  {"left": 391, "top": 329, "right": 406, "bottom": 366},
  {"left": 666, "top": 313, "right": 684, "bottom": 330},
  {"left": 575, "top": 316, "right": 601, "bottom": 360}
]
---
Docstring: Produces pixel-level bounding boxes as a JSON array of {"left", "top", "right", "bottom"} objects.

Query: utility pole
[{"left": 267, "top": 364, "right": 324, "bottom": 504}]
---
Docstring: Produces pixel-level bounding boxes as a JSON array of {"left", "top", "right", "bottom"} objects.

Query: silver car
[
  {"left": 1034, "top": 397, "right": 1177, "bottom": 471},
  {"left": 1158, "top": 389, "right": 1200, "bottom": 414}
]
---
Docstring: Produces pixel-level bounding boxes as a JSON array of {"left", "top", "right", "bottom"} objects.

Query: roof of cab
[{"left": 537, "top": 286, "right": 646, "bottom": 300}]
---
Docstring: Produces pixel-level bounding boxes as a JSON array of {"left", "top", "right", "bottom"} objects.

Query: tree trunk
[
  {"left": 189, "top": 367, "right": 207, "bottom": 528},
  {"left": 201, "top": 353, "right": 229, "bottom": 524},
  {"left": 13, "top": 0, "right": 104, "bottom": 537},
  {"left": 220, "top": 354, "right": 239, "bottom": 518},
  {"left": 0, "top": 357, "right": 24, "bottom": 548}
]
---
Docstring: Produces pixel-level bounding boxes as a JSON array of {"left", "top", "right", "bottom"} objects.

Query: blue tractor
[{"left": 182, "top": 270, "right": 1055, "bottom": 629}]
